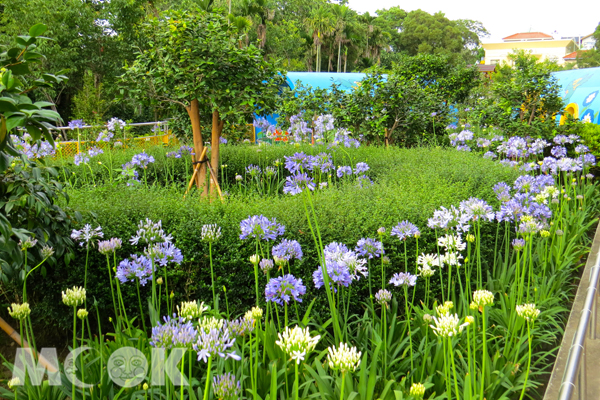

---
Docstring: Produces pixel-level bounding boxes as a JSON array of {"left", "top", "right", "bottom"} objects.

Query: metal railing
[{"left": 558, "top": 257, "right": 600, "bottom": 400}]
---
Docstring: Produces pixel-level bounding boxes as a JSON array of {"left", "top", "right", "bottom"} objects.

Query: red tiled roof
[
  {"left": 564, "top": 50, "right": 589, "bottom": 60},
  {"left": 502, "top": 32, "right": 554, "bottom": 40}
]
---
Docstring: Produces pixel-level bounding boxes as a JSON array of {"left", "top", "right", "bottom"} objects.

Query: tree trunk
[
  {"left": 337, "top": 42, "right": 341, "bottom": 72},
  {"left": 210, "top": 109, "right": 224, "bottom": 197},
  {"left": 186, "top": 99, "right": 208, "bottom": 197}
]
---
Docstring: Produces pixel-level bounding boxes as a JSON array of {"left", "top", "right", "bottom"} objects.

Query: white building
[
  {"left": 482, "top": 32, "right": 578, "bottom": 66},
  {"left": 580, "top": 33, "right": 597, "bottom": 50}
]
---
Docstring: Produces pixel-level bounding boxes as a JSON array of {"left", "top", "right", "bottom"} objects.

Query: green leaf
[
  {"left": 6, "top": 116, "right": 27, "bottom": 131},
  {"left": 29, "top": 24, "right": 47, "bottom": 37},
  {"left": 26, "top": 125, "right": 42, "bottom": 141},
  {"left": 7, "top": 62, "right": 30, "bottom": 76},
  {"left": 0, "top": 99, "right": 18, "bottom": 112},
  {"left": 33, "top": 101, "right": 55, "bottom": 108}
]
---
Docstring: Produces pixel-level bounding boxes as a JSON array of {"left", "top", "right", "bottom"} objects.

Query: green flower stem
[
  {"left": 294, "top": 362, "right": 299, "bottom": 400},
  {"left": 249, "top": 330, "right": 255, "bottom": 398},
  {"left": 411, "top": 238, "right": 419, "bottom": 305},
  {"left": 340, "top": 371, "right": 346, "bottom": 400},
  {"left": 435, "top": 229, "right": 445, "bottom": 302},
  {"left": 163, "top": 263, "right": 171, "bottom": 315},
  {"left": 519, "top": 321, "right": 533, "bottom": 400},
  {"left": 254, "top": 240, "right": 260, "bottom": 306},
  {"left": 80, "top": 315, "right": 86, "bottom": 400},
  {"left": 72, "top": 307, "right": 77, "bottom": 400},
  {"left": 480, "top": 306, "right": 488, "bottom": 399},
  {"left": 285, "top": 303, "right": 288, "bottom": 327},
  {"left": 443, "top": 339, "right": 452, "bottom": 400},
  {"left": 404, "top": 286, "right": 414, "bottom": 381},
  {"left": 466, "top": 323, "right": 475, "bottom": 400},
  {"left": 382, "top": 305, "right": 387, "bottom": 379},
  {"left": 449, "top": 337, "right": 460, "bottom": 400},
  {"left": 106, "top": 254, "right": 118, "bottom": 319},
  {"left": 136, "top": 279, "right": 147, "bottom": 333},
  {"left": 180, "top": 351, "right": 185, "bottom": 400},
  {"left": 203, "top": 356, "right": 212, "bottom": 400},
  {"left": 209, "top": 242, "right": 217, "bottom": 308}
]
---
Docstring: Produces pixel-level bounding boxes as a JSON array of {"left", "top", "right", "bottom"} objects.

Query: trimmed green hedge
[{"left": 29, "top": 147, "right": 520, "bottom": 343}]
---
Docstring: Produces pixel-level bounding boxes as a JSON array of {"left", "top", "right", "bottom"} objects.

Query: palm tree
[
  {"left": 306, "top": 5, "right": 334, "bottom": 72},
  {"left": 228, "top": 15, "right": 252, "bottom": 48},
  {"left": 331, "top": 4, "right": 352, "bottom": 72}
]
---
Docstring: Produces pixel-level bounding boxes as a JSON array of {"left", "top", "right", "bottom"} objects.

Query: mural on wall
[{"left": 553, "top": 67, "right": 600, "bottom": 124}]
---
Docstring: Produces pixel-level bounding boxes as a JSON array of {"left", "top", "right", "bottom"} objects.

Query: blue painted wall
[{"left": 553, "top": 67, "right": 600, "bottom": 124}]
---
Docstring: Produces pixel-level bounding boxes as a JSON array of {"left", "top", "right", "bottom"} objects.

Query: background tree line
[{"left": 0, "top": 0, "right": 490, "bottom": 124}]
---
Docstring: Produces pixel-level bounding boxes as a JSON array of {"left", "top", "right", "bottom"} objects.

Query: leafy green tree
[
  {"left": 477, "top": 50, "right": 564, "bottom": 138},
  {"left": 122, "top": 8, "right": 283, "bottom": 196},
  {"left": 576, "top": 49, "right": 600, "bottom": 68},
  {"left": 306, "top": 5, "right": 335, "bottom": 72},
  {"left": 265, "top": 19, "right": 307, "bottom": 69},
  {"left": 0, "top": 24, "right": 78, "bottom": 284}
]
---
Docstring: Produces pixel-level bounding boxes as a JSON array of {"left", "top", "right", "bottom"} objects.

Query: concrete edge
[{"left": 543, "top": 218, "right": 600, "bottom": 400}]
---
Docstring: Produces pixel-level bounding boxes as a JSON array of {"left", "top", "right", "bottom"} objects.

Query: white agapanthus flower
[
  {"left": 516, "top": 304, "right": 541, "bottom": 321},
  {"left": 436, "top": 301, "right": 454, "bottom": 316},
  {"left": 244, "top": 306, "right": 263, "bottom": 323},
  {"left": 472, "top": 290, "right": 494, "bottom": 307},
  {"left": 418, "top": 264, "right": 436, "bottom": 277},
  {"left": 409, "top": 382, "right": 426, "bottom": 398},
  {"left": 327, "top": 342, "right": 362, "bottom": 373},
  {"left": 276, "top": 326, "right": 320, "bottom": 364},
  {"left": 417, "top": 253, "right": 441, "bottom": 268},
  {"left": 198, "top": 316, "right": 225, "bottom": 333},
  {"left": 430, "top": 313, "right": 469, "bottom": 337},
  {"left": 62, "top": 286, "right": 86, "bottom": 307},
  {"left": 438, "top": 234, "right": 466, "bottom": 251},
  {"left": 178, "top": 300, "right": 209, "bottom": 320},
  {"left": 8, "top": 303, "right": 31, "bottom": 320},
  {"left": 201, "top": 224, "right": 222, "bottom": 243},
  {"left": 441, "top": 252, "right": 463, "bottom": 267}
]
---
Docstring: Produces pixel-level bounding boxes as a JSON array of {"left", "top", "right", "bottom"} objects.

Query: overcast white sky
[{"left": 346, "top": 0, "right": 599, "bottom": 42}]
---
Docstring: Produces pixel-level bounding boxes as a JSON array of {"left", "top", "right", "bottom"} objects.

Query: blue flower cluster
[
  {"left": 150, "top": 315, "right": 197, "bottom": 349},
  {"left": 312, "top": 242, "right": 367, "bottom": 291},
  {"left": 272, "top": 239, "right": 303, "bottom": 261},
  {"left": 116, "top": 254, "right": 153, "bottom": 285},
  {"left": 239, "top": 215, "right": 285, "bottom": 241},
  {"left": 265, "top": 274, "right": 306, "bottom": 305},
  {"left": 391, "top": 221, "right": 421, "bottom": 241},
  {"left": 355, "top": 238, "right": 384, "bottom": 259}
]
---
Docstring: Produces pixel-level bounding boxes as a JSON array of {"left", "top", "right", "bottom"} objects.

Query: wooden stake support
[
  {"left": 0, "top": 316, "right": 58, "bottom": 373},
  {"left": 183, "top": 146, "right": 224, "bottom": 201}
]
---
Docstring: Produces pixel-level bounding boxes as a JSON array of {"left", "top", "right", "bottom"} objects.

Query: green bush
[{"left": 24, "top": 147, "right": 521, "bottom": 343}]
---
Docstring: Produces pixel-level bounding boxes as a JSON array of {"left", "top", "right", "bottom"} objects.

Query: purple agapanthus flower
[
  {"left": 540, "top": 157, "right": 557, "bottom": 174},
  {"left": 246, "top": 164, "right": 261, "bottom": 176},
  {"left": 391, "top": 221, "right": 420, "bottom": 240},
  {"left": 551, "top": 146, "right": 567, "bottom": 158},
  {"left": 71, "top": 224, "right": 104, "bottom": 247},
  {"left": 239, "top": 215, "right": 285, "bottom": 241},
  {"left": 96, "top": 130, "right": 114, "bottom": 142},
  {"left": 179, "top": 146, "right": 194, "bottom": 156},
  {"left": 193, "top": 326, "right": 241, "bottom": 363},
  {"left": 74, "top": 153, "right": 90, "bottom": 166},
  {"left": 310, "top": 153, "right": 334, "bottom": 173},
  {"left": 131, "top": 151, "right": 155, "bottom": 168},
  {"left": 354, "top": 162, "right": 370, "bottom": 174},
  {"left": 337, "top": 166, "right": 352, "bottom": 178},
  {"left": 284, "top": 152, "right": 313, "bottom": 174},
  {"left": 459, "top": 198, "right": 495, "bottom": 221},
  {"left": 68, "top": 119, "right": 85, "bottom": 130},
  {"left": 107, "top": 118, "right": 126, "bottom": 132},
  {"left": 493, "top": 182, "right": 511, "bottom": 203},
  {"left": 483, "top": 151, "right": 497, "bottom": 159},
  {"left": 148, "top": 241, "right": 183, "bottom": 266},
  {"left": 575, "top": 144, "right": 590, "bottom": 154},
  {"left": 150, "top": 315, "right": 197, "bottom": 349},
  {"left": 512, "top": 238, "right": 526, "bottom": 251},
  {"left": 265, "top": 274, "right": 306, "bottom": 305},
  {"left": 116, "top": 254, "right": 153, "bottom": 285},
  {"left": 283, "top": 173, "right": 316, "bottom": 195},
  {"left": 389, "top": 272, "right": 417, "bottom": 287},
  {"left": 456, "top": 145, "right": 471, "bottom": 152},
  {"left": 88, "top": 147, "right": 104, "bottom": 158},
  {"left": 272, "top": 239, "right": 303, "bottom": 261},
  {"left": 553, "top": 135, "right": 570, "bottom": 145},
  {"left": 313, "top": 262, "right": 352, "bottom": 291},
  {"left": 355, "top": 238, "right": 383, "bottom": 259},
  {"left": 166, "top": 151, "right": 181, "bottom": 159},
  {"left": 213, "top": 373, "right": 241, "bottom": 399}
]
